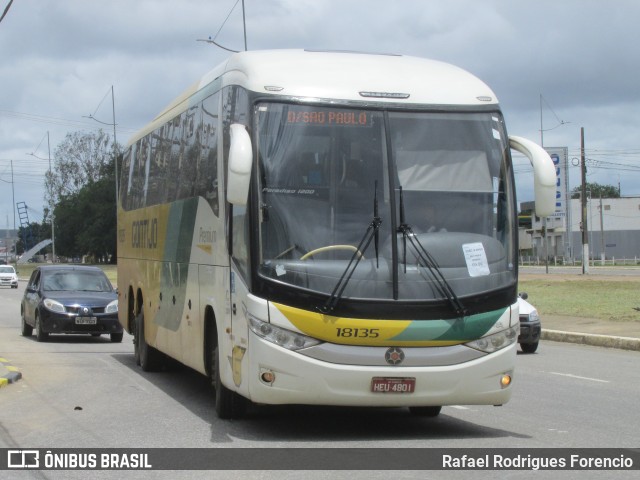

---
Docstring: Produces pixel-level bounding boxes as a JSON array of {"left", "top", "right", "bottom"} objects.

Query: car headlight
[
  {"left": 520, "top": 310, "right": 540, "bottom": 323},
  {"left": 465, "top": 325, "right": 518, "bottom": 353},
  {"left": 249, "top": 316, "right": 322, "bottom": 350},
  {"left": 43, "top": 298, "right": 66, "bottom": 313},
  {"left": 105, "top": 299, "right": 118, "bottom": 314}
]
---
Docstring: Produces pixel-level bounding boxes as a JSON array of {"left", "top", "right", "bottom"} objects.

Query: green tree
[
  {"left": 16, "top": 221, "right": 51, "bottom": 255},
  {"left": 53, "top": 160, "right": 116, "bottom": 263},
  {"left": 45, "top": 129, "right": 117, "bottom": 208},
  {"left": 571, "top": 182, "right": 620, "bottom": 199},
  {"left": 45, "top": 130, "right": 120, "bottom": 262}
]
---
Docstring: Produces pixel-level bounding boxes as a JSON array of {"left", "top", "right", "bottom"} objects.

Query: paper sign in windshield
[{"left": 463, "top": 243, "right": 490, "bottom": 277}]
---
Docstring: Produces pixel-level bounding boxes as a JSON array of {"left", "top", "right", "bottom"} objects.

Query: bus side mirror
[
  {"left": 227, "top": 124, "right": 253, "bottom": 206},
  {"left": 509, "top": 135, "right": 556, "bottom": 217}
]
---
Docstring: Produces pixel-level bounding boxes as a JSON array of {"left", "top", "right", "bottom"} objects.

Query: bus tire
[
  {"left": 135, "top": 310, "right": 162, "bottom": 372},
  {"left": 409, "top": 406, "right": 442, "bottom": 417},
  {"left": 212, "top": 342, "right": 247, "bottom": 419}
]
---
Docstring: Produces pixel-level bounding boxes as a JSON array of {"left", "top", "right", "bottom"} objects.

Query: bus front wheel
[{"left": 212, "top": 342, "right": 247, "bottom": 419}]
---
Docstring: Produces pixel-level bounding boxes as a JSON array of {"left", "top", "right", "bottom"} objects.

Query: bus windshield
[{"left": 256, "top": 103, "right": 516, "bottom": 304}]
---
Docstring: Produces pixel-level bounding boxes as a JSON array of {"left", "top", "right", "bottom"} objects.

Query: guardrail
[{"left": 519, "top": 256, "right": 640, "bottom": 267}]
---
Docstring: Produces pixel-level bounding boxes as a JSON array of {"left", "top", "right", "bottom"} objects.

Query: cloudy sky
[{"left": 1, "top": 0, "right": 639, "bottom": 230}]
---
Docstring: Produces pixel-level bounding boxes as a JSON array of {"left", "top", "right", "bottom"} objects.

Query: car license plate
[
  {"left": 371, "top": 377, "right": 415, "bottom": 393},
  {"left": 76, "top": 317, "right": 97, "bottom": 325}
]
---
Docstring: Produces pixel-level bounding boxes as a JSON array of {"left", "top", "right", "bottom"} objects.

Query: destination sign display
[{"left": 286, "top": 109, "right": 372, "bottom": 127}]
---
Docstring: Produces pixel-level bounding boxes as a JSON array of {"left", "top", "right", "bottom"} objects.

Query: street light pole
[
  {"left": 539, "top": 94, "right": 549, "bottom": 274},
  {"left": 85, "top": 86, "right": 118, "bottom": 202},
  {"left": 27, "top": 132, "right": 56, "bottom": 263},
  {"left": 0, "top": 162, "right": 16, "bottom": 263},
  {"left": 47, "top": 131, "right": 56, "bottom": 262},
  {"left": 111, "top": 86, "right": 118, "bottom": 201},
  {"left": 581, "top": 127, "right": 589, "bottom": 274},
  {"left": 538, "top": 94, "right": 570, "bottom": 273}
]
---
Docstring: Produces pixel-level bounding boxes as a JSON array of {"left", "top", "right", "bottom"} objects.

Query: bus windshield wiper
[
  {"left": 397, "top": 187, "right": 466, "bottom": 318},
  {"left": 317, "top": 182, "right": 381, "bottom": 314}
]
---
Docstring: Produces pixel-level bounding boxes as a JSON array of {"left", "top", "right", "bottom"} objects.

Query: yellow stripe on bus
[{"left": 272, "top": 302, "right": 469, "bottom": 347}]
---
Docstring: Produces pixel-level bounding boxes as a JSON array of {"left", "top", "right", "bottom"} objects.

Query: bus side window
[
  {"left": 177, "top": 105, "right": 201, "bottom": 200},
  {"left": 200, "top": 92, "right": 220, "bottom": 216}
]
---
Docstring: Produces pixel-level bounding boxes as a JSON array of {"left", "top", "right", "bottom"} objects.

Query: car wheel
[
  {"left": 21, "top": 310, "right": 33, "bottom": 337},
  {"left": 520, "top": 342, "right": 539, "bottom": 354},
  {"left": 35, "top": 314, "right": 48, "bottom": 342},
  {"left": 211, "top": 338, "right": 247, "bottom": 419},
  {"left": 110, "top": 331, "right": 124, "bottom": 343},
  {"left": 409, "top": 406, "right": 442, "bottom": 417},
  {"left": 134, "top": 310, "right": 161, "bottom": 371}
]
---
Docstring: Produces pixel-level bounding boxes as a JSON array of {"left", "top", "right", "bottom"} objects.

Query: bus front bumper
[{"left": 244, "top": 336, "right": 516, "bottom": 408}]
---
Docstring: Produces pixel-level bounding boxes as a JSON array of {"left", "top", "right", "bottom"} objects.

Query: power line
[
  {"left": 0, "top": 109, "right": 137, "bottom": 134},
  {"left": 0, "top": 0, "right": 13, "bottom": 24}
]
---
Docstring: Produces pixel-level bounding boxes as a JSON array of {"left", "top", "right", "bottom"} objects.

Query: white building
[{"left": 522, "top": 197, "right": 640, "bottom": 262}]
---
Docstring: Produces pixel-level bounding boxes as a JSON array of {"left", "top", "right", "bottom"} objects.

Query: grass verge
[{"left": 519, "top": 274, "right": 640, "bottom": 322}]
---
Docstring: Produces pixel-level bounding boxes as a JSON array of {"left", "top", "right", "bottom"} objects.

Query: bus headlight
[
  {"left": 465, "top": 325, "right": 518, "bottom": 353},
  {"left": 249, "top": 316, "right": 322, "bottom": 351}
]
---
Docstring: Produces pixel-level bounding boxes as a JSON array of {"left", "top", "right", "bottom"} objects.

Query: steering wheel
[{"left": 300, "top": 245, "right": 365, "bottom": 260}]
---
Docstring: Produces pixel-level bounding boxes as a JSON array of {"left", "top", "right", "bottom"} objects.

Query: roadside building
[{"left": 520, "top": 197, "right": 640, "bottom": 263}]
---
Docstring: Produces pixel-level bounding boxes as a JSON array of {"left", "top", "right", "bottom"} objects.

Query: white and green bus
[{"left": 117, "top": 49, "right": 555, "bottom": 419}]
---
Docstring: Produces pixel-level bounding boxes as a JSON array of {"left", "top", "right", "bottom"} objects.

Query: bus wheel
[
  {"left": 212, "top": 343, "right": 247, "bottom": 419},
  {"left": 409, "top": 406, "right": 442, "bottom": 417},
  {"left": 134, "top": 310, "right": 161, "bottom": 372}
]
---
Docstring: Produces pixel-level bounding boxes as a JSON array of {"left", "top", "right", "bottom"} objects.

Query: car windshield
[
  {"left": 42, "top": 270, "right": 113, "bottom": 292},
  {"left": 0, "top": 266, "right": 15, "bottom": 274},
  {"left": 256, "top": 103, "right": 516, "bottom": 302}
]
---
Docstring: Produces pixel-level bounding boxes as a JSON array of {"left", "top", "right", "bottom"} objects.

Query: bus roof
[{"left": 129, "top": 49, "right": 499, "bottom": 146}]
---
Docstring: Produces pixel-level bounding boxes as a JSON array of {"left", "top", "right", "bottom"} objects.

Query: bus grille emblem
[{"left": 385, "top": 347, "right": 405, "bottom": 365}]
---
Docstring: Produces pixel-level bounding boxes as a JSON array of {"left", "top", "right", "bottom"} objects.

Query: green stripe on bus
[{"left": 389, "top": 308, "right": 507, "bottom": 342}]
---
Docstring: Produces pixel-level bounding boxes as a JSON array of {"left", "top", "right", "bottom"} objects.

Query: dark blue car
[{"left": 21, "top": 265, "right": 122, "bottom": 343}]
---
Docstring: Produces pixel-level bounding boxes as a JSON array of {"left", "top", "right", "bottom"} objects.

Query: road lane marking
[{"left": 549, "top": 372, "right": 609, "bottom": 383}]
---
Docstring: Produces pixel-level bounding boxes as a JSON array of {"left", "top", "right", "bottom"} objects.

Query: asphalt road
[{"left": 1, "top": 284, "right": 639, "bottom": 479}]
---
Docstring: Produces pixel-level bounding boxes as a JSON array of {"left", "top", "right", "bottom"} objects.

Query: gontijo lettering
[{"left": 131, "top": 218, "right": 158, "bottom": 249}]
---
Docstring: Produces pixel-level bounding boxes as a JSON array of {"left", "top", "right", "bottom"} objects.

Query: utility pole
[
  {"left": 47, "top": 131, "right": 56, "bottom": 262},
  {"left": 599, "top": 195, "right": 605, "bottom": 265},
  {"left": 539, "top": 94, "right": 548, "bottom": 273},
  {"left": 581, "top": 127, "right": 589, "bottom": 274},
  {"left": 111, "top": 85, "right": 118, "bottom": 202}
]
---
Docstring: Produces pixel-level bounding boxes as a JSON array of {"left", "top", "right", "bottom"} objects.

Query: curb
[
  {"left": 0, "top": 357, "right": 22, "bottom": 387},
  {"left": 542, "top": 329, "right": 640, "bottom": 352}
]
